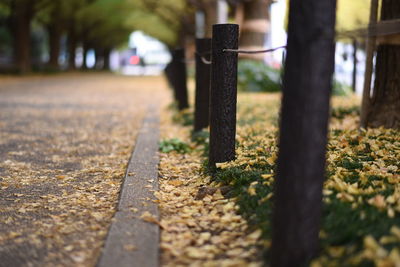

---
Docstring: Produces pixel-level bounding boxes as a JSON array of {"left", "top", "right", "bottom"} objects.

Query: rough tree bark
[
  {"left": 366, "top": 0, "right": 400, "bottom": 128},
  {"left": 239, "top": 0, "right": 271, "bottom": 61}
]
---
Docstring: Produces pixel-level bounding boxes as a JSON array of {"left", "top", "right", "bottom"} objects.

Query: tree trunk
[
  {"left": 103, "top": 48, "right": 111, "bottom": 71},
  {"left": 239, "top": 0, "right": 271, "bottom": 61},
  {"left": 67, "top": 26, "right": 77, "bottom": 70},
  {"left": 270, "top": 0, "right": 337, "bottom": 265},
  {"left": 366, "top": 0, "right": 400, "bottom": 128},
  {"left": 95, "top": 48, "right": 103, "bottom": 70},
  {"left": 235, "top": 2, "right": 244, "bottom": 36},
  {"left": 48, "top": 24, "right": 61, "bottom": 69},
  {"left": 203, "top": 0, "right": 217, "bottom": 38},
  {"left": 12, "top": 0, "right": 34, "bottom": 73},
  {"left": 82, "top": 41, "right": 89, "bottom": 70}
]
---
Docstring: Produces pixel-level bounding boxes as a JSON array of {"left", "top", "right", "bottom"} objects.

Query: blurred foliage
[
  {"left": 0, "top": 25, "right": 11, "bottom": 54},
  {"left": 0, "top": 0, "right": 192, "bottom": 61},
  {"left": 333, "top": 78, "right": 353, "bottom": 97},
  {"left": 0, "top": 1, "right": 10, "bottom": 17},
  {"left": 0, "top": 0, "right": 372, "bottom": 72},
  {"left": 159, "top": 138, "right": 192, "bottom": 154},
  {"left": 336, "top": 0, "right": 370, "bottom": 32},
  {"left": 285, "top": 0, "right": 370, "bottom": 33},
  {"left": 237, "top": 60, "right": 281, "bottom": 93},
  {"left": 76, "top": 0, "right": 133, "bottom": 49},
  {"left": 172, "top": 108, "right": 194, "bottom": 126},
  {"left": 237, "top": 60, "right": 353, "bottom": 96},
  {"left": 125, "top": 0, "right": 189, "bottom": 47}
]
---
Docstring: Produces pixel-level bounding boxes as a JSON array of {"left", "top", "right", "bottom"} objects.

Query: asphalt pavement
[{"left": 0, "top": 73, "right": 168, "bottom": 267}]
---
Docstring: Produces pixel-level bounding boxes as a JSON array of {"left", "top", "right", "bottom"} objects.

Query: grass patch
[{"left": 159, "top": 138, "right": 191, "bottom": 154}]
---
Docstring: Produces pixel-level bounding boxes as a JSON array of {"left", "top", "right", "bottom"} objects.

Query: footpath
[{"left": 0, "top": 74, "right": 168, "bottom": 267}]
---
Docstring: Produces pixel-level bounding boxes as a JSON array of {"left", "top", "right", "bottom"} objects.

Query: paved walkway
[{"left": 0, "top": 74, "right": 168, "bottom": 267}]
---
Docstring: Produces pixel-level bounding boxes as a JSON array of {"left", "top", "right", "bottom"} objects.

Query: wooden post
[
  {"left": 270, "top": 0, "right": 337, "bottom": 266},
  {"left": 171, "top": 49, "right": 189, "bottom": 110},
  {"left": 164, "top": 62, "right": 174, "bottom": 89},
  {"left": 164, "top": 60, "right": 180, "bottom": 105},
  {"left": 360, "top": 0, "right": 379, "bottom": 128},
  {"left": 209, "top": 24, "right": 239, "bottom": 166},
  {"left": 194, "top": 38, "right": 212, "bottom": 132},
  {"left": 352, "top": 39, "right": 358, "bottom": 92}
]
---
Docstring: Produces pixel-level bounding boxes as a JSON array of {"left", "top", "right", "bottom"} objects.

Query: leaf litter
[
  {"left": 158, "top": 106, "right": 264, "bottom": 267},
  {"left": 0, "top": 74, "right": 168, "bottom": 266},
  {"left": 159, "top": 92, "right": 400, "bottom": 267}
]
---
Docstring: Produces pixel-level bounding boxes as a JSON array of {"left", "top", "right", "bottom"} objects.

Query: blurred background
[{"left": 0, "top": 0, "right": 369, "bottom": 95}]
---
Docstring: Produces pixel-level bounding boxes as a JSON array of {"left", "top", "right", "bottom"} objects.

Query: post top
[{"left": 212, "top": 23, "right": 239, "bottom": 28}]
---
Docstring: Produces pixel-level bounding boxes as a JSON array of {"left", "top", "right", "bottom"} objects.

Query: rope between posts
[
  {"left": 195, "top": 51, "right": 212, "bottom": 65},
  {"left": 223, "top": 45, "right": 287, "bottom": 54},
  {"left": 182, "top": 58, "right": 211, "bottom": 65},
  {"left": 200, "top": 56, "right": 212, "bottom": 65},
  {"left": 193, "top": 46, "right": 287, "bottom": 65}
]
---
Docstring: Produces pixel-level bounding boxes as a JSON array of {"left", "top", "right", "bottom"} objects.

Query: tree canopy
[
  {"left": 285, "top": 0, "right": 370, "bottom": 32},
  {"left": 336, "top": 0, "right": 370, "bottom": 32},
  {"left": 0, "top": 0, "right": 375, "bottom": 72},
  {"left": 125, "top": 0, "right": 189, "bottom": 47}
]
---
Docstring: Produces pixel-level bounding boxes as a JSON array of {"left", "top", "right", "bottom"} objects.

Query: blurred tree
[
  {"left": 0, "top": 0, "right": 136, "bottom": 72},
  {"left": 1, "top": 0, "right": 55, "bottom": 72},
  {"left": 0, "top": 1, "right": 12, "bottom": 61},
  {"left": 36, "top": 0, "right": 66, "bottom": 69},
  {"left": 77, "top": 0, "right": 133, "bottom": 70},
  {"left": 364, "top": 0, "right": 400, "bottom": 128},
  {"left": 9, "top": 0, "right": 36, "bottom": 73},
  {"left": 125, "top": 0, "right": 190, "bottom": 48},
  {"left": 238, "top": 0, "right": 272, "bottom": 61},
  {"left": 187, "top": 0, "right": 272, "bottom": 60},
  {"left": 65, "top": 0, "right": 87, "bottom": 70},
  {"left": 188, "top": 0, "right": 218, "bottom": 38}
]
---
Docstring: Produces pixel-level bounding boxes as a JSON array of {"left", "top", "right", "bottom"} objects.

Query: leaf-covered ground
[
  {"left": 159, "top": 107, "right": 264, "bottom": 267},
  {"left": 160, "top": 92, "right": 400, "bottom": 266},
  {"left": 0, "top": 74, "right": 168, "bottom": 266}
]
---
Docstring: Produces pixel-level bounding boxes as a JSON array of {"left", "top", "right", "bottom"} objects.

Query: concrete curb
[{"left": 97, "top": 104, "right": 160, "bottom": 267}]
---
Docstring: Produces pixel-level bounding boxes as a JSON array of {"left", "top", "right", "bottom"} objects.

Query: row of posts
[
  {"left": 165, "top": 16, "right": 335, "bottom": 266},
  {"left": 165, "top": 24, "right": 238, "bottom": 166}
]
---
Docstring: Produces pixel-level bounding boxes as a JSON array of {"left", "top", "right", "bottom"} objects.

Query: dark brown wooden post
[
  {"left": 270, "top": 0, "right": 337, "bottom": 266},
  {"left": 164, "top": 62, "right": 175, "bottom": 90},
  {"left": 194, "top": 38, "right": 212, "bottom": 132},
  {"left": 171, "top": 49, "right": 189, "bottom": 110},
  {"left": 209, "top": 24, "right": 239, "bottom": 166},
  {"left": 352, "top": 39, "right": 358, "bottom": 92}
]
